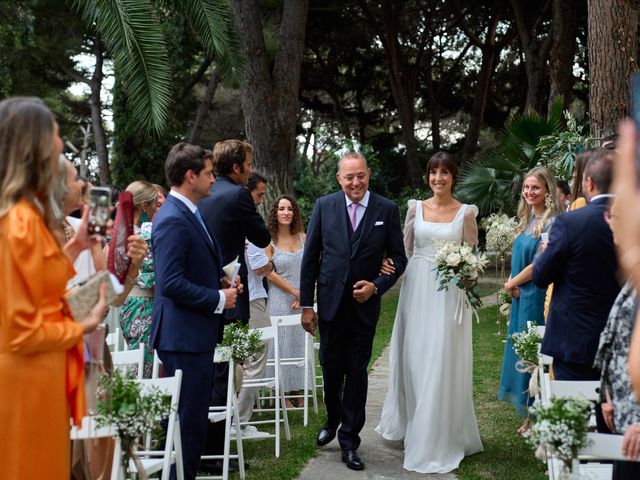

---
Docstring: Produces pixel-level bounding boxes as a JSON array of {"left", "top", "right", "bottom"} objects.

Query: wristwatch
[
  {"left": 269, "top": 259, "right": 277, "bottom": 273},
  {"left": 373, "top": 285, "right": 378, "bottom": 296}
]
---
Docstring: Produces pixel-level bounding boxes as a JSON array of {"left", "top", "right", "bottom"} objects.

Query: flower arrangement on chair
[
  {"left": 526, "top": 397, "right": 592, "bottom": 479},
  {"left": 220, "top": 321, "right": 264, "bottom": 392},
  {"left": 511, "top": 324, "right": 543, "bottom": 397},
  {"left": 482, "top": 213, "right": 518, "bottom": 336},
  {"left": 95, "top": 369, "right": 172, "bottom": 476}
]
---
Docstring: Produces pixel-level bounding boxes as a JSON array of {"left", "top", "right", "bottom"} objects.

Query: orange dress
[{"left": 0, "top": 200, "right": 86, "bottom": 479}]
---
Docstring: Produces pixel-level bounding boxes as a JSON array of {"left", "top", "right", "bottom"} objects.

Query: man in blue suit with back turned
[
  {"left": 151, "top": 143, "right": 239, "bottom": 480},
  {"left": 533, "top": 148, "right": 620, "bottom": 382}
]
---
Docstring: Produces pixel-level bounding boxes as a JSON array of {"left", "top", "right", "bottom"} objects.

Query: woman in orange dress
[{"left": 0, "top": 97, "right": 107, "bottom": 479}]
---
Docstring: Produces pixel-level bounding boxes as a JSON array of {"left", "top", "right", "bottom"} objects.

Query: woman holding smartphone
[{"left": 0, "top": 97, "right": 107, "bottom": 479}]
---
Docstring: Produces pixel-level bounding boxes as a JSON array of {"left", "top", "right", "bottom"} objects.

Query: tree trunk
[
  {"left": 190, "top": 67, "right": 220, "bottom": 145},
  {"left": 548, "top": 0, "right": 579, "bottom": 110},
  {"left": 462, "top": 48, "right": 497, "bottom": 164},
  {"left": 231, "top": 0, "right": 309, "bottom": 204},
  {"left": 89, "top": 38, "right": 111, "bottom": 185},
  {"left": 588, "top": 0, "right": 638, "bottom": 140},
  {"left": 510, "top": 0, "right": 553, "bottom": 113}
]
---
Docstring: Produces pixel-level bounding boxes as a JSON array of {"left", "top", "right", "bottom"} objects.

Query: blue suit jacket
[
  {"left": 533, "top": 197, "right": 620, "bottom": 365},
  {"left": 300, "top": 191, "right": 407, "bottom": 324},
  {"left": 150, "top": 194, "right": 225, "bottom": 352}
]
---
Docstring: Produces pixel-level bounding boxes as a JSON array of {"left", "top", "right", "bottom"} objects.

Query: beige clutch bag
[{"left": 65, "top": 271, "right": 124, "bottom": 321}]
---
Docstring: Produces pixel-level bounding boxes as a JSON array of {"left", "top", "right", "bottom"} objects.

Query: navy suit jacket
[
  {"left": 150, "top": 194, "right": 225, "bottom": 352},
  {"left": 300, "top": 191, "right": 407, "bottom": 324},
  {"left": 198, "top": 176, "right": 271, "bottom": 322},
  {"left": 533, "top": 196, "right": 620, "bottom": 365}
]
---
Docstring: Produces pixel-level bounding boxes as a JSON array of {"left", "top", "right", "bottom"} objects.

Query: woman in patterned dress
[
  {"left": 113, "top": 181, "right": 158, "bottom": 377},
  {"left": 266, "top": 195, "right": 306, "bottom": 406}
]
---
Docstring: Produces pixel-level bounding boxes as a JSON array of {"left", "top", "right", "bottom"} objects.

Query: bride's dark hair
[{"left": 425, "top": 152, "right": 458, "bottom": 190}]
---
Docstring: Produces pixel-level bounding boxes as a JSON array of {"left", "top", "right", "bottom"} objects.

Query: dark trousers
[
  {"left": 614, "top": 456, "right": 640, "bottom": 479},
  {"left": 552, "top": 359, "right": 613, "bottom": 434},
  {"left": 158, "top": 350, "right": 214, "bottom": 480},
  {"left": 319, "top": 296, "right": 377, "bottom": 451}
]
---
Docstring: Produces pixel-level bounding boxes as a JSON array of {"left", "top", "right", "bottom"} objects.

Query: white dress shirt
[
  {"left": 169, "top": 190, "right": 225, "bottom": 314},
  {"left": 245, "top": 241, "right": 269, "bottom": 302}
]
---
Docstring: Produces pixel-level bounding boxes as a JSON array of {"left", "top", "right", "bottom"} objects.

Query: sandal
[{"left": 517, "top": 419, "right": 532, "bottom": 435}]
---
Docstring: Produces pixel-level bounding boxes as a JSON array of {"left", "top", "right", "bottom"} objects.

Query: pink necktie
[{"left": 350, "top": 202, "right": 359, "bottom": 230}]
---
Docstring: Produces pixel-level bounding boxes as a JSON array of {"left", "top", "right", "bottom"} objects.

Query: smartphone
[
  {"left": 88, "top": 186, "right": 111, "bottom": 236},
  {"left": 630, "top": 73, "right": 640, "bottom": 182}
]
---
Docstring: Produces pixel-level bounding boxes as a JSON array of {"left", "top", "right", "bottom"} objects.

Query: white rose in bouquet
[{"left": 446, "top": 252, "right": 461, "bottom": 267}]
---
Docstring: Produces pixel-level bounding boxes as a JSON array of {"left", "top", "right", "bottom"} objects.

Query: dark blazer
[
  {"left": 533, "top": 196, "right": 620, "bottom": 365},
  {"left": 198, "top": 176, "right": 271, "bottom": 321},
  {"left": 150, "top": 194, "right": 225, "bottom": 352},
  {"left": 300, "top": 191, "right": 407, "bottom": 323}
]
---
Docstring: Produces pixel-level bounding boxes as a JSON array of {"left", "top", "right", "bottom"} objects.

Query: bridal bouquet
[
  {"left": 433, "top": 240, "right": 489, "bottom": 322},
  {"left": 526, "top": 397, "right": 592, "bottom": 477},
  {"left": 483, "top": 213, "right": 518, "bottom": 256}
]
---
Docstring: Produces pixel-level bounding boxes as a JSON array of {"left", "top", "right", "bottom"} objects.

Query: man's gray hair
[{"left": 338, "top": 152, "right": 368, "bottom": 171}]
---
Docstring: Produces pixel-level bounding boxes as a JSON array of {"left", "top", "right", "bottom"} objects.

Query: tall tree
[
  {"left": 548, "top": 0, "right": 582, "bottom": 110},
  {"left": 587, "top": 0, "right": 638, "bottom": 139},
  {"left": 230, "top": 0, "right": 309, "bottom": 202},
  {"left": 510, "top": 0, "right": 553, "bottom": 113},
  {"left": 451, "top": 0, "right": 516, "bottom": 164}
]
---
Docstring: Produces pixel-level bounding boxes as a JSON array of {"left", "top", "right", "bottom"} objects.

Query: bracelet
[{"left": 269, "top": 259, "right": 277, "bottom": 274}]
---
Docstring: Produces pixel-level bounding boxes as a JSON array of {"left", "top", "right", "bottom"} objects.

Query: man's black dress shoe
[
  {"left": 199, "top": 459, "right": 250, "bottom": 474},
  {"left": 341, "top": 449, "right": 365, "bottom": 471},
  {"left": 316, "top": 425, "right": 336, "bottom": 447}
]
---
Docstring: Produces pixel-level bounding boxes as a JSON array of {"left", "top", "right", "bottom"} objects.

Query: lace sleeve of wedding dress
[
  {"left": 461, "top": 204, "right": 479, "bottom": 246},
  {"left": 404, "top": 200, "right": 417, "bottom": 258}
]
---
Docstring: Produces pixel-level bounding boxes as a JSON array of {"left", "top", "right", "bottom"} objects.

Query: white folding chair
[
  {"left": 111, "top": 343, "right": 145, "bottom": 379},
  {"left": 199, "top": 347, "right": 245, "bottom": 480},
  {"left": 106, "top": 327, "right": 124, "bottom": 352},
  {"left": 272, "top": 314, "right": 318, "bottom": 426},
  {"left": 129, "top": 370, "right": 184, "bottom": 480},
  {"left": 152, "top": 350, "right": 162, "bottom": 379},
  {"left": 239, "top": 326, "right": 291, "bottom": 457},
  {"left": 70, "top": 416, "right": 121, "bottom": 480}
]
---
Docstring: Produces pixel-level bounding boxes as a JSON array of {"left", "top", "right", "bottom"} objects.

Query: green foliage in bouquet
[
  {"left": 95, "top": 369, "right": 172, "bottom": 473},
  {"left": 510, "top": 324, "right": 542, "bottom": 365},
  {"left": 526, "top": 397, "right": 592, "bottom": 469},
  {"left": 221, "top": 320, "right": 264, "bottom": 364}
]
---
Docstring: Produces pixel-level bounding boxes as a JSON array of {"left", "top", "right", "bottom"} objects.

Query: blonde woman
[
  {"left": 0, "top": 97, "right": 107, "bottom": 478},
  {"left": 112, "top": 180, "right": 158, "bottom": 377},
  {"left": 498, "top": 166, "right": 562, "bottom": 431}
]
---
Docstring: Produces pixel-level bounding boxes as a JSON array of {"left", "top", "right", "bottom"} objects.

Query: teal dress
[
  {"left": 498, "top": 218, "right": 548, "bottom": 417},
  {"left": 118, "top": 223, "right": 154, "bottom": 378}
]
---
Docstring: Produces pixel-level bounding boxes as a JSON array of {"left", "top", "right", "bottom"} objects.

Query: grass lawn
[{"left": 228, "top": 296, "right": 545, "bottom": 480}]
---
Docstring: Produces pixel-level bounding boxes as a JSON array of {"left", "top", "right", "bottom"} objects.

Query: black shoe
[
  {"left": 199, "top": 459, "right": 250, "bottom": 475},
  {"left": 341, "top": 449, "right": 365, "bottom": 471},
  {"left": 316, "top": 425, "right": 337, "bottom": 447}
]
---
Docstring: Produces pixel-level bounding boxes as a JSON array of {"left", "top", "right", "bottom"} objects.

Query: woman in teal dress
[
  {"left": 114, "top": 181, "right": 159, "bottom": 378},
  {"left": 498, "top": 167, "right": 562, "bottom": 430}
]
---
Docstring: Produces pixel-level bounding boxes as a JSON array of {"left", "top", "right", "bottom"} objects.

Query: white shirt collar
[
  {"left": 344, "top": 190, "right": 370, "bottom": 208},
  {"left": 589, "top": 193, "right": 614, "bottom": 203},
  {"left": 170, "top": 190, "right": 198, "bottom": 213}
]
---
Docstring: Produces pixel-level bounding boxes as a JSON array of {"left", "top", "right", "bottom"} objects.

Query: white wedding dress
[{"left": 375, "top": 200, "right": 483, "bottom": 473}]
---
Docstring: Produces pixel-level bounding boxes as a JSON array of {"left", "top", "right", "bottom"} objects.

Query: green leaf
[{"left": 74, "top": 0, "right": 172, "bottom": 135}]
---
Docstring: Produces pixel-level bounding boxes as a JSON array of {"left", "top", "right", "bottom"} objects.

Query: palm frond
[
  {"left": 175, "top": 0, "right": 244, "bottom": 87},
  {"left": 74, "top": 0, "right": 172, "bottom": 135},
  {"left": 457, "top": 164, "right": 516, "bottom": 215}
]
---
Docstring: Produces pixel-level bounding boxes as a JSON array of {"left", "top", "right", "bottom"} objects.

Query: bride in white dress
[{"left": 375, "top": 152, "right": 483, "bottom": 473}]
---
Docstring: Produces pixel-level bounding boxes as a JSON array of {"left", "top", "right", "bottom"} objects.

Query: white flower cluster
[
  {"left": 433, "top": 240, "right": 489, "bottom": 309},
  {"left": 483, "top": 213, "right": 518, "bottom": 256},
  {"left": 511, "top": 324, "right": 542, "bottom": 365},
  {"left": 221, "top": 321, "right": 264, "bottom": 365},
  {"left": 526, "top": 397, "right": 592, "bottom": 465}
]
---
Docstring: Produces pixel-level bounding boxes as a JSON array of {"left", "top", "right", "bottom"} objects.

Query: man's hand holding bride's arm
[
  {"left": 353, "top": 280, "right": 376, "bottom": 303},
  {"left": 379, "top": 258, "right": 395, "bottom": 276}
]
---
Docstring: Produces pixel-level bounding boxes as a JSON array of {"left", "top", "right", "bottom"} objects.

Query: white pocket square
[{"left": 374, "top": 221, "right": 384, "bottom": 226}]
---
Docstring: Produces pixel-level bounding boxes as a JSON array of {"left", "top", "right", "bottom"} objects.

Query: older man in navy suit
[
  {"left": 300, "top": 153, "right": 407, "bottom": 471},
  {"left": 151, "top": 143, "right": 238, "bottom": 479},
  {"left": 533, "top": 148, "right": 620, "bottom": 385}
]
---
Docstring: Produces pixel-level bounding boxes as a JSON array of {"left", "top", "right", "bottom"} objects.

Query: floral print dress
[{"left": 118, "top": 223, "right": 155, "bottom": 378}]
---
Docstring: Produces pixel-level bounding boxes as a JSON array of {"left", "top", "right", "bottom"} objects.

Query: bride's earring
[{"left": 544, "top": 193, "right": 553, "bottom": 209}]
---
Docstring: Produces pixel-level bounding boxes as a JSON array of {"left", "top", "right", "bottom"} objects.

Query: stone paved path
[{"left": 295, "top": 290, "right": 499, "bottom": 480}]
